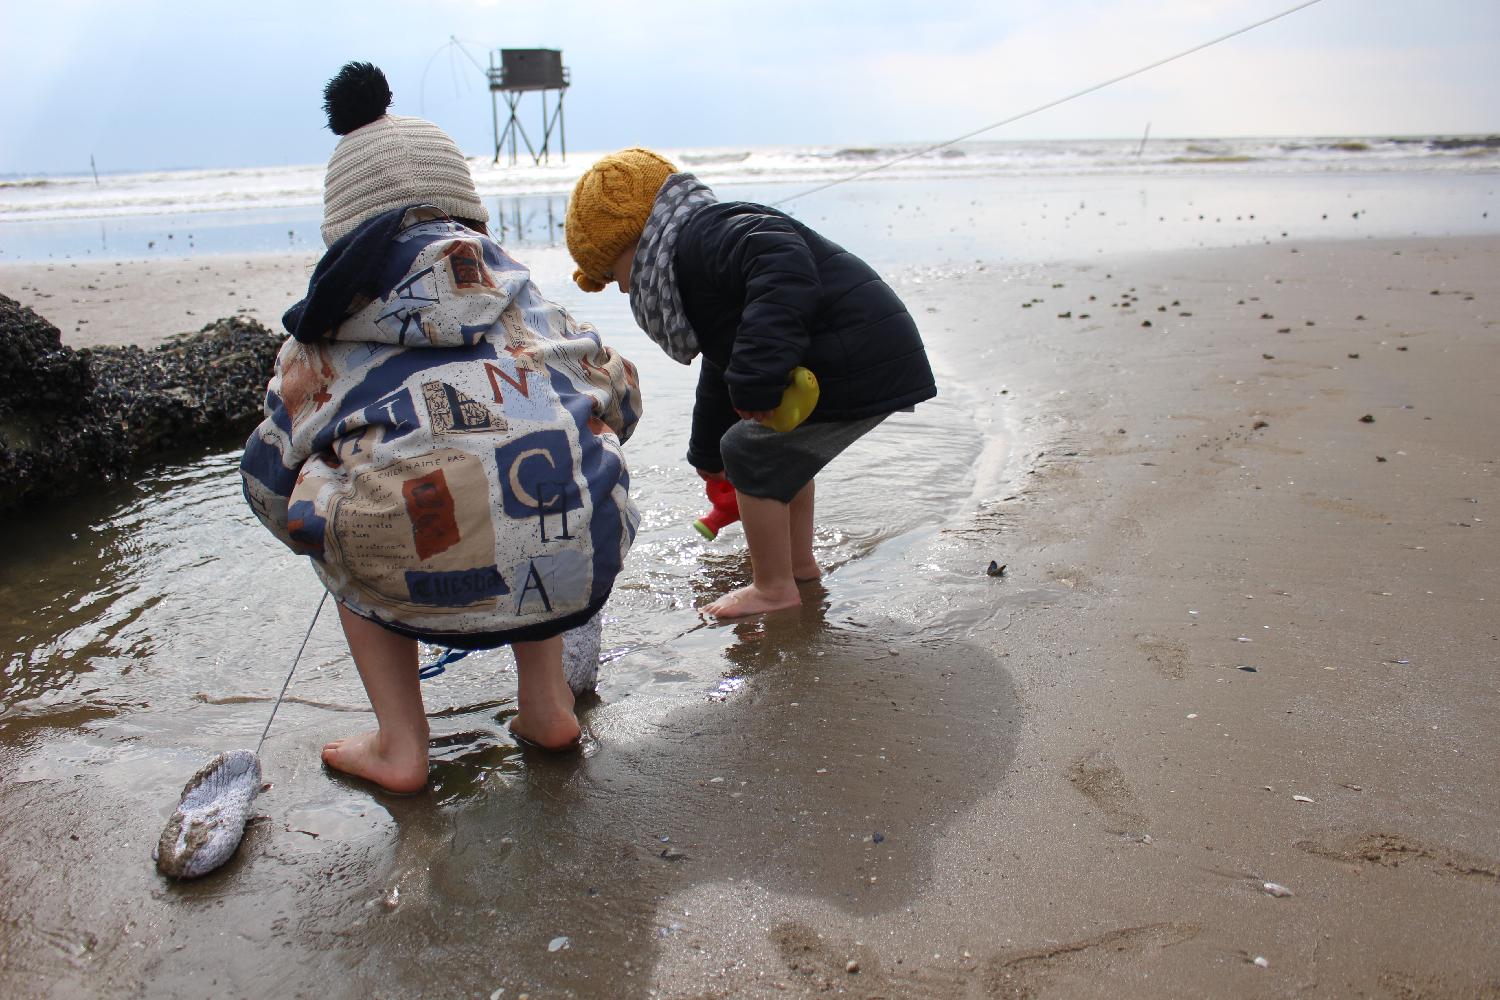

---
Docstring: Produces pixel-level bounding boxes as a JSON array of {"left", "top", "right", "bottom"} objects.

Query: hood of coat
[{"left": 283, "top": 204, "right": 530, "bottom": 347}]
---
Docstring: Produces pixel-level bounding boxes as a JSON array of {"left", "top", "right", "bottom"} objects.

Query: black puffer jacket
[{"left": 676, "top": 202, "right": 936, "bottom": 473}]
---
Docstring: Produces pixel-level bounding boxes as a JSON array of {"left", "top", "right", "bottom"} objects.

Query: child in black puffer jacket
[{"left": 566, "top": 148, "right": 936, "bottom": 618}]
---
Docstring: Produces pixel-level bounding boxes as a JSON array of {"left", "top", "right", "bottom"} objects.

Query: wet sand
[{"left": 1, "top": 236, "right": 1498, "bottom": 997}]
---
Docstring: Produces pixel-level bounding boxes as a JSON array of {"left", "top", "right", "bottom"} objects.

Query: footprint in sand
[
  {"left": 1297, "top": 832, "right": 1500, "bottom": 883},
  {"left": 770, "top": 919, "right": 1199, "bottom": 1000},
  {"left": 1045, "top": 566, "right": 1092, "bottom": 591},
  {"left": 1067, "top": 748, "right": 1148, "bottom": 831},
  {"left": 769, "top": 920, "right": 967, "bottom": 997},
  {"left": 1303, "top": 495, "right": 1389, "bottom": 521},
  {"left": 1136, "top": 634, "right": 1188, "bottom": 680},
  {"left": 1375, "top": 969, "right": 1499, "bottom": 1000},
  {"left": 983, "top": 922, "right": 1199, "bottom": 1000}
]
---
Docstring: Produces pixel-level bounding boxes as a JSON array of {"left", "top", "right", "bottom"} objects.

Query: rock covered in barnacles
[
  {"left": 0, "top": 295, "right": 94, "bottom": 411},
  {"left": 155, "top": 749, "right": 262, "bottom": 879},
  {"left": 0, "top": 295, "right": 281, "bottom": 512}
]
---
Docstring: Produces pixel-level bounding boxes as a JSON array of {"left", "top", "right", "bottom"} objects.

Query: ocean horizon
[{"left": 1, "top": 134, "right": 1496, "bottom": 265}]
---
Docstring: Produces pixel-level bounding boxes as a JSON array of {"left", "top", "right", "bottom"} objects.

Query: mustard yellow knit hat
[{"left": 565, "top": 148, "right": 678, "bottom": 292}]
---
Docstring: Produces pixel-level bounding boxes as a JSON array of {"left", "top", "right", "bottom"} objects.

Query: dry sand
[
  {"left": 1, "top": 236, "right": 1496, "bottom": 997},
  {"left": 2, "top": 251, "right": 318, "bottom": 349}
]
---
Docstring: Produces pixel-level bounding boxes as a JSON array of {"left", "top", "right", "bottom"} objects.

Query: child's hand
[{"left": 734, "top": 407, "right": 775, "bottom": 424}]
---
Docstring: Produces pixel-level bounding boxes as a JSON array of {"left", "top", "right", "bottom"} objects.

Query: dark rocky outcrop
[{"left": 0, "top": 293, "right": 283, "bottom": 512}]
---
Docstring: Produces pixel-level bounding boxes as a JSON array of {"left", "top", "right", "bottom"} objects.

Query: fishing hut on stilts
[{"left": 488, "top": 48, "right": 569, "bottom": 165}]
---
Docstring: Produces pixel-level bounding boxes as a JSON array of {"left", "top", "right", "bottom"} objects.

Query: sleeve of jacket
[
  {"left": 697, "top": 211, "right": 822, "bottom": 412},
  {"left": 574, "top": 331, "right": 644, "bottom": 445},
  {"left": 238, "top": 352, "right": 305, "bottom": 549},
  {"left": 685, "top": 356, "right": 740, "bottom": 474},
  {"left": 594, "top": 344, "right": 644, "bottom": 444}
]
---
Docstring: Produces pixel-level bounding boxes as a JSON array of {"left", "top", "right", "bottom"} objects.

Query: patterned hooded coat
[{"left": 241, "top": 206, "right": 642, "bottom": 645}]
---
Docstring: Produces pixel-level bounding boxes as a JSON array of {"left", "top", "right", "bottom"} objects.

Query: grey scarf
[{"left": 628, "top": 172, "right": 717, "bottom": 365}]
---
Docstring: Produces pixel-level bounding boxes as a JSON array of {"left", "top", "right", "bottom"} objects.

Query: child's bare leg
[
  {"left": 704, "top": 490, "right": 803, "bottom": 618},
  {"left": 509, "top": 635, "right": 581, "bottom": 750},
  {"left": 789, "top": 479, "right": 820, "bottom": 582},
  {"left": 322, "top": 603, "right": 430, "bottom": 793}
]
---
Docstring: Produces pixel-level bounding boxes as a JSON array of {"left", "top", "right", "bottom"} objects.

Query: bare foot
[
  {"left": 509, "top": 709, "right": 582, "bottom": 752},
  {"left": 703, "top": 582, "right": 802, "bottom": 619},
  {"left": 321, "top": 730, "right": 429, "bottom": 793}
]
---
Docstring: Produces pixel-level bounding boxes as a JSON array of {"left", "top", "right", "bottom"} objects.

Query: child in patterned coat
[{"left": 240, "top": 64, "right": 642, "bottom": 792}]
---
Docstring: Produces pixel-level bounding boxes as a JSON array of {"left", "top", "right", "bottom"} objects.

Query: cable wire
[
  {"left": 255, "top": 590, "right": 329, "bottom": 756},
  {"left": 772, "top": 0, "right": 1328, "bottom": 206}
]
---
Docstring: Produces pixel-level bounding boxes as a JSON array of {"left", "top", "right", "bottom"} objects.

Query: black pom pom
[{"left": 323, "top": 62, "right": 393, "bottom": 135}]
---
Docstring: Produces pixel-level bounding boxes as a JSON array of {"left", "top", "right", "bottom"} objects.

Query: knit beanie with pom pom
[
  {"left": 565, "top": 147, "right": 678, "bottom": 291},
  {"left": 319, "top": 61, "right": 489, "bottom": 246}
]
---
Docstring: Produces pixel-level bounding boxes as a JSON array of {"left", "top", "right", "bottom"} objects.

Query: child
[
  {"left": 240, "top": 64, "right": 642, "bottom": 793},
  {"left": 565, "top": 148, "right": 935, "bottom": 619}
]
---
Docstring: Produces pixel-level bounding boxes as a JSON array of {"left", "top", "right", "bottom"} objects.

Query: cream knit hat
[{"left": 319, "top": 63, "right": 489, "bottom": 246}]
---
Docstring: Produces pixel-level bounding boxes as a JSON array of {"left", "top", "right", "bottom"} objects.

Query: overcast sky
[{"left": 2, "top": 0, "right": 1496, "bottom": 176}]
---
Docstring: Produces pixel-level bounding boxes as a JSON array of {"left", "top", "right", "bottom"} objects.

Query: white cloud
[
  {"left": 834, "top": 1, "right": 1498, "bottom": 140},
  {"left": 0, "top": 0, "right": 1495, "bottom": 173}
]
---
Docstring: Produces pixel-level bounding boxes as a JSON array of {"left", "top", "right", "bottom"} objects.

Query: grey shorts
[{"left": 720, "top": 412, "right": 888, "bottom": 503}]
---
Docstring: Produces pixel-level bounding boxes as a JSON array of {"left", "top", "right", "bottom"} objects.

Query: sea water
[{"left": 2, "top": 135, "right": 1496, "bottom": 262}]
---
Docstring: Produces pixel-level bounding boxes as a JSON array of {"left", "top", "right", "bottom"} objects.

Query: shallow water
[
  {"left": 1, "top": 172, "right": 1496, "bottom": 996},
  {"left": 0, "top": 280, "right": 991, "bottom": 765}
]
